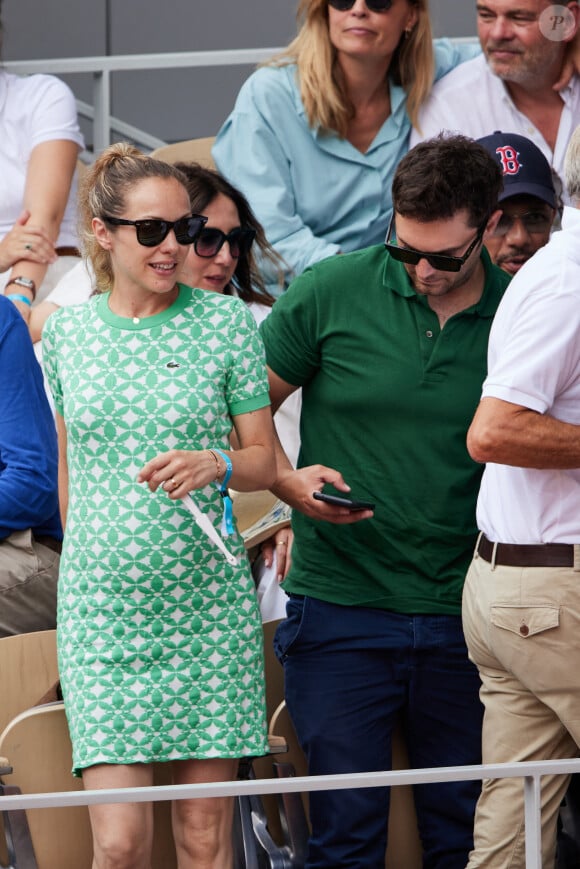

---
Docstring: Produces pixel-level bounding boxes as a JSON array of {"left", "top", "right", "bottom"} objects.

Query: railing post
[
  {"left": 93, "top": 69, "right": 111, "bottom": 153},
  {"left": 524, "top": 774, "right": 542, "bottom": 869}
]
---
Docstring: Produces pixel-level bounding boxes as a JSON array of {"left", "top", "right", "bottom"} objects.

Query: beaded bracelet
[
  {"left": 207, "top": 448, "right": 222, "bottom": 482},
  {"left": 208, "top": 447, "right": 234, "bottom": 536}
]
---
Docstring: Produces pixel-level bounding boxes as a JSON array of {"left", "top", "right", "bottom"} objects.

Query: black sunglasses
[
  {"left": 329, "top": 0, "right": 393, "bottom": 11},
  {"left": 384, "top": 215, "right": 485, "bottom": 273},
  {"left": 103, "top": 213, "right": 207, "bottom": 247},
  {"left": 194, "top": 227, "right": 256, "bottom": 259}
]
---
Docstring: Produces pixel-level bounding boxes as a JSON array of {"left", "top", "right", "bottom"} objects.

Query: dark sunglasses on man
[
  {"left": 103, "top": 214, "right": 207, "bottom": 247},
  {"left": 491, "top": 210, "right": 553, "bottom": 237},
  {"left": 384, "top": 215, "right": 486, "bottom": 273},
  {"left": 193, "top": 227, "right": 256, "bottom": 259},
  {"left": 329, "top": 0, "right": 394, "bottom": 11}
]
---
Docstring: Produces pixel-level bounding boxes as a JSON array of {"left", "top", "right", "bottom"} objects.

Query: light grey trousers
[{"left": 0, "top": 528, "right": 59, "bottom": 637}]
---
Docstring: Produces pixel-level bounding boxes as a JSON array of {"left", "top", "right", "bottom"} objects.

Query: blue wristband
[
  {"left": 6, "top": 293, "right": 32, "bottom": 307},
  {"left": 211, "top": 448, "right": 235, "bottom": 536}
]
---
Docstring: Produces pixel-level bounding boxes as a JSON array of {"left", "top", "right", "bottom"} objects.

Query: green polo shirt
[{"left": 260, "top": 244, "right": 510, "bottom": 615}]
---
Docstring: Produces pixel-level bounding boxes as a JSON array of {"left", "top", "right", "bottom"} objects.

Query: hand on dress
[
  {"left": 0, "top": 210, "right": 57, "bottom": 273},
  {"left": 262, "top": 526, "right": 294, "bottom": 582},
  {"left": 137, "top": 449, "right": 216, "bottom": 499},
  {"left": 274, "top": 465, "right": 374, "bottom": 525}
]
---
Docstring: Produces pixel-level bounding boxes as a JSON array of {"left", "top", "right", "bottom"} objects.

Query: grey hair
[{"left": 564, "top": 125, "right": 580, "bottom": 206}]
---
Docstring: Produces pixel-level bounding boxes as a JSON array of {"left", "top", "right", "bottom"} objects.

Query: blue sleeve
[
  {"left": 213, "top": 67, "right": 340, "bottom": 285},
  {"left": 432, "top": 37, "right": 480, "bottom": 82},
  {"left": 0, "top": 300, "right": 59, "bottom": 536}
]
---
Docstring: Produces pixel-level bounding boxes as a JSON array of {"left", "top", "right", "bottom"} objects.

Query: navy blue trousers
[{"left": 274, "top": 595, "right": 483, "bottom": 869}]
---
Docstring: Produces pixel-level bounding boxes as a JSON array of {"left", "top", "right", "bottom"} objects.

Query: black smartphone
[{"left": 313, "top": 492, "right": 375, "bottom": 511}]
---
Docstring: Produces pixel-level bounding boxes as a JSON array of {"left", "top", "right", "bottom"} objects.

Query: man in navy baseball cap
[{"left": 478, "top": 131, "right": 558, "bottom": 276}]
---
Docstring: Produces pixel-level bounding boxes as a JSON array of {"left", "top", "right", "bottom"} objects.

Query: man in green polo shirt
[{"left": 259, "top": 134, "right": 510, "bottom": 869}]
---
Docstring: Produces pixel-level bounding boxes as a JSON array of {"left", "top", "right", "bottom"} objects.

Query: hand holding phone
[{"left": 313, "top": 492, "right": 375, "bottom": 511}]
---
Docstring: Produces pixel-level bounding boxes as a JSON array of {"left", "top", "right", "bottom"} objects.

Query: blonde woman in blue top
[{"left": 213, "top": 0, "right": 478, "bottom": 293}]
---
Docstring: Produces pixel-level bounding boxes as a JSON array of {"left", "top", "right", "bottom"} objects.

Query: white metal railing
[
  {"left": 2, "top": 755, "right": 580, "bottom": 868},
  {"left": 4, "top": 49, "right": 282, "bottom": 155},
  {"left": 74, "top": 98, "right": 167, "bottom": 156},
  {"left": 3, "top": 38, "right": 479, "bottom": 157}
]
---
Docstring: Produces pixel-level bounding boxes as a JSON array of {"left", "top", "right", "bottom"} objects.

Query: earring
[{"left": 404, "top": 25, "right": 413, "bottom": 38}]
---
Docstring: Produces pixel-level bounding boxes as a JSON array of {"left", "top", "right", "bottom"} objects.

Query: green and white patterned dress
[{"left": 43, "top": 285, "right": 270, "bottom": 774}]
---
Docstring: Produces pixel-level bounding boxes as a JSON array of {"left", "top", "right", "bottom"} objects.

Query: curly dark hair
[{"left": 392, "top": 134, "right": 503, "bottom": 228}]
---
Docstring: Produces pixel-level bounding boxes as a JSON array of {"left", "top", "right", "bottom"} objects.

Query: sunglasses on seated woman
[
  {"left": 328, "top": 0, "right": 394, "bottom": 11},
  {"left": 103, "top": 214, "right": 207, "bottom": 247},
  {"left": 194, "top": 227, "right": 256, "bottom": 259}
]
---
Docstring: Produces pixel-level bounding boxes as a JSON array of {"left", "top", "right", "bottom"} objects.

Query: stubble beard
[{"left": 486, "top": 40, "right": 563, "bottom": 87}]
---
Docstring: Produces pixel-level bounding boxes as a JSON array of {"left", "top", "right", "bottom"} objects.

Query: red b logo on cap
[{"left": 495, "top": 146, "right": 522, "bottom": 176}]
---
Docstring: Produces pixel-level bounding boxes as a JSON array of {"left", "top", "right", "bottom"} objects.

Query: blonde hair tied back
[{"left": 78, "top": 142, "right": 189, "bottom": 292}]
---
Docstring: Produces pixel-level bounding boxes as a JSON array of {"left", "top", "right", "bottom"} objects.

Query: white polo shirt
[
  {"left": 476, "top": 206, "right": 580, "bottom": 543},
  {"left": 411, "top": 54, "right": 580, "bottom": 205}
]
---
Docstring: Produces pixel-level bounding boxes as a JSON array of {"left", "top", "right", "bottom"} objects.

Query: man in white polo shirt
[
  {"left": 464, "top": 124, "right": 580, "bottom": 868},
  {"left": 411, "top": 0, "right": 580, "bottom": 203}
]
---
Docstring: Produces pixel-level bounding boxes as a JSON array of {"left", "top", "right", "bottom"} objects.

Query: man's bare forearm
[{"left": 468, "top": 397, "right": 580, "bottom": 468}]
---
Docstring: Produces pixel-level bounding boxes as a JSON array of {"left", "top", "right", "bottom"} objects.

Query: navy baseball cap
[{"left": 477, "top": 131, "right": 557, "bottom": 209}]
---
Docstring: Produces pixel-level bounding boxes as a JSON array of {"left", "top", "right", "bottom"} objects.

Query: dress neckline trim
[{"left": 96, "top": 284, "right": 191, "bottom": 330}]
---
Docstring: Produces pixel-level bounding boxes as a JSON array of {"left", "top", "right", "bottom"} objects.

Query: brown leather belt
[
  {"left": 477, "top": 533, "right": 575, "bottom": 568},
  {"left": 55, "top": 246, "right": 81, "bottom": 257}
]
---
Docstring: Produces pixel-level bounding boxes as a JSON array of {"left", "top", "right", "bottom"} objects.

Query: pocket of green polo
[{"left": 490, "top": 605, "right": 560, "bottom": 638}]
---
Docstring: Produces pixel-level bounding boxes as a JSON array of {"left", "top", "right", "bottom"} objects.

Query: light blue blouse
[{"left": 213, "top": 40, "right": 478, "bottom": 293}]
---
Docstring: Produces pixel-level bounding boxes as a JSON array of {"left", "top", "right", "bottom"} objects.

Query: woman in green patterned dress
[{"left": 43, "top": 143, "right": 276, "bottom": 869}]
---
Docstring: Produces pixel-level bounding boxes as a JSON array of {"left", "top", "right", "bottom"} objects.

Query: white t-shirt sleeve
[
  {"left": 26, "top": 74, "right": 85, "bottom": 151},
  {"left": 0, "top": 73, "right": 84, "bottom": 244}
]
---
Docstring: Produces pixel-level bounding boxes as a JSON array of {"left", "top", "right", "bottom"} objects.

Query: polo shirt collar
[
  {"left": 383, "top": 253, "right": 416, "bottom": 298},
  {"left": 476, "top": 247, "right": 506, "bottom": 317}
]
